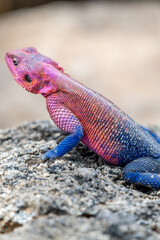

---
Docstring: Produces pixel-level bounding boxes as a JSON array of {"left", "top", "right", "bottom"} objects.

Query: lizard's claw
[{"left": 25, "top": 150, "right": 57, "bottom": 166}]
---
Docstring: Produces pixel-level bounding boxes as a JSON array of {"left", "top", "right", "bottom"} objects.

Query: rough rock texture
[{"left": 0, "top": 120, "right": 160, "bottom": 240}]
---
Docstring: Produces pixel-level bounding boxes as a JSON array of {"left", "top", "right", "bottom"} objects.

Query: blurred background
[{"left": 0, "top": 0, "right": 160, "bottom": 128}]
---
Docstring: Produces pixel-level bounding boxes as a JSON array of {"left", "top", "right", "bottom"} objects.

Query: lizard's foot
[
  {"left": 42, "top": 149, "right": 57, "bottom": 161},
  {"left": 25, "top": 154, "right": 55, "bottom": 168},
  {"left": 25, "top": 154, "right": 45, "bottom": 165},
  {"left": 41, "top": 150, "right": 57, "bottom": 167}
]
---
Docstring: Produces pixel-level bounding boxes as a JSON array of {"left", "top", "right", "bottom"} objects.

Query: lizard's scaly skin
[{"left": 5, "top": 47, "right": 160, "bottom": 189}]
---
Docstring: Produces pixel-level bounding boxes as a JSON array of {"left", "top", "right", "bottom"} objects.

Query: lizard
[{"left": 5, "top": 47, "right": 160, "bottom": 189}]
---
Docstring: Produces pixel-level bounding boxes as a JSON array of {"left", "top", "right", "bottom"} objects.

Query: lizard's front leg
[{"left": 42, "top": 94, "right": 84, "bottom": 161}]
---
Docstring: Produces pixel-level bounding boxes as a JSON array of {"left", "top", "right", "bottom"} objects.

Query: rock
[{"left": 0, "top": 120, "right": 160, "bottom": 239}]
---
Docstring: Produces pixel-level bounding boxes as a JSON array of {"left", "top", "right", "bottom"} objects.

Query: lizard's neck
[{"left": 55, "top": 73, "right": 95, "bottom": 98}]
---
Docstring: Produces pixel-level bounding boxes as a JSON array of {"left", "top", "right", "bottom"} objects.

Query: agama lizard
[{"left": 5, "top": 47, "right": 160, "bottom": 189}]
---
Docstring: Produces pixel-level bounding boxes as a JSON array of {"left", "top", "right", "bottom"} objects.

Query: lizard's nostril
[{"left": 11, "top": 55, "right": 19, "bottom": 66}]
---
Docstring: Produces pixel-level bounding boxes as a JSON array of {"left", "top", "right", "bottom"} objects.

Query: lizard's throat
[{"left": 38, "top": 83, "right": 58, "bottom": 97}]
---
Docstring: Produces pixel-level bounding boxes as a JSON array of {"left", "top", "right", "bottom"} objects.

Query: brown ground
[{"left": 1, "top": 1, "right": 160, "bottom": 128}]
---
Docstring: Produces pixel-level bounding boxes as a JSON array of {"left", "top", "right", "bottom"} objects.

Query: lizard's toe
[{"left": 25, "top": 155, "right": 42, "bottom": 165}]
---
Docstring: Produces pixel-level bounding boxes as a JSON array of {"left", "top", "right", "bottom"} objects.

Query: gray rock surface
[{"left": 0, "top": 120, "right": 160, "bottom": 240}]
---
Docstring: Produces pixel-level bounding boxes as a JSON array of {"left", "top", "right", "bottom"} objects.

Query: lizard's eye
[{"left": 25, "top": 74, "right": 32, "bottom": 83}]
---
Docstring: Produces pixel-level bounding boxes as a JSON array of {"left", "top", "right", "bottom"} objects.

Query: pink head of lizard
[{"left": 5, "top": 47, "right": 64, "bottom": 97}]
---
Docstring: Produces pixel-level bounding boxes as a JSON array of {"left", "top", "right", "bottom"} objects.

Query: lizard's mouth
[
  {"left": 5, "top": 54, "right": 12, "bottom": 70},
  {"left": 5, "top": 53, "right": 16, "bottom": 73}
]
